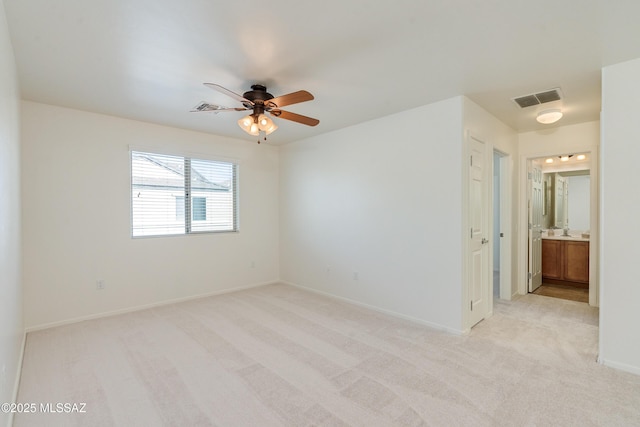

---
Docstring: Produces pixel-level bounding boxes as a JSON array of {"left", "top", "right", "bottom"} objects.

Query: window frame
[{"left": 130, "top": 149, "right": 239, "bottom": 238}]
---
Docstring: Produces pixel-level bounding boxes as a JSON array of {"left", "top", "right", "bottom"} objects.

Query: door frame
[
  {"left": 517, "top": 149, "right": 599, "bottom": 306},
  {"left": 493, "top": 150, "right": 513, "bottom": 300}
]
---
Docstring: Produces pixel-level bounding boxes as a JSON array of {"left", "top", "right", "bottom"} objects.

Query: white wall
[
  {"left": 519, "top": 121, "right": 600, "bottom": 158},
  {"left": 0, "top": 2, "right": 23, "bottom": 425},
  {"left": 567, "top": 175, "right": 590, "bottom": 230},
  {"left": 518, "top": 121, "right": 600, "bottom": 302},
  {"left": 600, "top": 57, "right": 640, "bottom": 375},
  {"left": 21, "top": 102, "right": 280, "bottom": 329},
  {"left": 280, "top": 97, "right": 465, "bottom": 333}
]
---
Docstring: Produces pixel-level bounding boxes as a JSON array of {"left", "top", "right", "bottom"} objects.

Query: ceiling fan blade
[
  {"left": 191, "top": 102, "right": 247, "bottom": 112},
  {"left": 270, "top": 109, "right": 319, "bottom": 126},
  {"left": 265, "top": 90, "right": 314, "bottom": 109},
  {"left": 203, "top": 83, "right": 254, "bottom": 106}
]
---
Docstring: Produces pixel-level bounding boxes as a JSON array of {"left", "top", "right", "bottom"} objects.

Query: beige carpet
[{"left": 14, "top": 283, "right": 640, "bottom": 426}]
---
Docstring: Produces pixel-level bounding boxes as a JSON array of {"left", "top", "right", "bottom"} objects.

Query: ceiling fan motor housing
[{"left": 242, "top": 84, "right": 274, "bottom": 111}]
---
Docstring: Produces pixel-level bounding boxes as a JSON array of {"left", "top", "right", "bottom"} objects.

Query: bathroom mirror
[{"left": 542, "top": 170, "right": 590, "bottom": 230}]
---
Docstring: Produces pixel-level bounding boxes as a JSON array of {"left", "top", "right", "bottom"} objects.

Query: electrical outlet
[{"left": 96, "top": 280, "right": 106, "bottom": 290}]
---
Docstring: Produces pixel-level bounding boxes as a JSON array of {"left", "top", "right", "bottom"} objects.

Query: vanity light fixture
[
  {"left": 536, "top": 109, "right": 563, "bottom": 124},
  {"left": 577, "top": 154, "right": 586, "bottom": 160},
  {"left": 545, "top": 158, "right": 554, "bottom": 164},
  {"left": 560, "top": 155, "right": 570, "bottom": 162}
]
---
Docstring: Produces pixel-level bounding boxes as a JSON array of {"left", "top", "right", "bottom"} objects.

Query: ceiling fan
[{"left": 193, "top": 83, "right": 319, "bottom": 143}]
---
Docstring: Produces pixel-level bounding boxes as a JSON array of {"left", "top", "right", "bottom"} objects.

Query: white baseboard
[
  {"left": 7, "top": 331, "right": 27, "bottom": 427},
  {"left": 281, "top": 281, "right": 465, "bottom": 336},
  {"left": 25, "top": 280, "right": 278, "bottom": 333},
  {"left": 598, "top": 357, "right": 640, "bottom": 376}
]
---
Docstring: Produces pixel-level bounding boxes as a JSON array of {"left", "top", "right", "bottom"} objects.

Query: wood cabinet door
[
  {"left": 564, "top": 241, "right": 590, "bottom": 283},
  {"left": 541, "top": 239, "right": 563, "bottom": 279}
]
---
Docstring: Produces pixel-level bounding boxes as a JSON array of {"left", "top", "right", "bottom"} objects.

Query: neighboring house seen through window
[
  {"left": 192, "top": 197, "right": 207, "bottom": 221},
  {"left": 175, "top": 196, "right": 185, "bottom": 221},
  {"left": 131, "top": 151, "right": 237, "bottom": 237}
]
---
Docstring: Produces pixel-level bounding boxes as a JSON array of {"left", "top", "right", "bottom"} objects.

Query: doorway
[
  {"left": 465, "top": 133, "right": 514, "bottom": 331},
  {"left": 493, "top": 150, "right": 511, "bottom": 301},
  {"left": 521, "top": 151, "right": 598, "bottom": 306}
]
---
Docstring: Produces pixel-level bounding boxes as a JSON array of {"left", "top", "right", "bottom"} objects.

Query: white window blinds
[{"left": 131, "top": 151, "right": 238, "bottom": 237}]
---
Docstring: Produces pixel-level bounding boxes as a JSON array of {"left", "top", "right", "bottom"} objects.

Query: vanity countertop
[{"left": 542, "top": 231, "right": 590, "bottom": 242}]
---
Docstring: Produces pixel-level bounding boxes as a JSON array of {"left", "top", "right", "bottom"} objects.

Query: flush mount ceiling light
[{"left": 536, "top": 109, "right": 563, "bottom": 124}]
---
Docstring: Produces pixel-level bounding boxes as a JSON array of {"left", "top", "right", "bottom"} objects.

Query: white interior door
[
  {"left": 528, "top": 161, "right": 543, "bottom": 292},
  {"left": 469, "top": 136, "right": 489, "bottom": 327}
]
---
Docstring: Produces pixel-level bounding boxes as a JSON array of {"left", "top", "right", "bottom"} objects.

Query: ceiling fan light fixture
[
  {"left": 238, "top": 115, "right": 259, "bottom": 136},
  {"left": 536, "top": 109, "right": 563, "bottom": 124},
  {"left": 257, "top": 114, "right": 278, "bottom": 135}
]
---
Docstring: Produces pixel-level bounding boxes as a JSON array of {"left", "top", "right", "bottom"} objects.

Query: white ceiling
[{"left": 5, "top": 0, "right": 640, "bottom": 144}]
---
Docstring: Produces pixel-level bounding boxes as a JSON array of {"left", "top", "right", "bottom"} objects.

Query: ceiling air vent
[
  {"left": 512, "top": 88, "right": 562, "bottom": 108},
  {"left": 192, "top": 102, "right": 223, "bottom": 112}
]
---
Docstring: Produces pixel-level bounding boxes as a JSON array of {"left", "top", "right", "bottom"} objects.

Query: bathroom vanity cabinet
[{"left": 541, "top": 239, "right": 589, "bottom": 286}]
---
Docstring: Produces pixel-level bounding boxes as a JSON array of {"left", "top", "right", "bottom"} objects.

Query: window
[{"left": 131, "top": 151, "right": 237, "bottom": 237}]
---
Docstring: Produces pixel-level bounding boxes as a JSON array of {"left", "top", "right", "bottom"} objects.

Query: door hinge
[
  {"left": 528, "top": 172, "right": 532, "bottom": 179},
  {"left": 470, "top": 155, "right": 473, "bottom": 167},
  {"left": 528, "top": 222, "right": 532, "bottom": 230},
  {"left": 470, "top": 300, "right": 473, "bottom": 311},
  {"left": 528, "top": 272, "right": 532, "bottom": 280}
]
